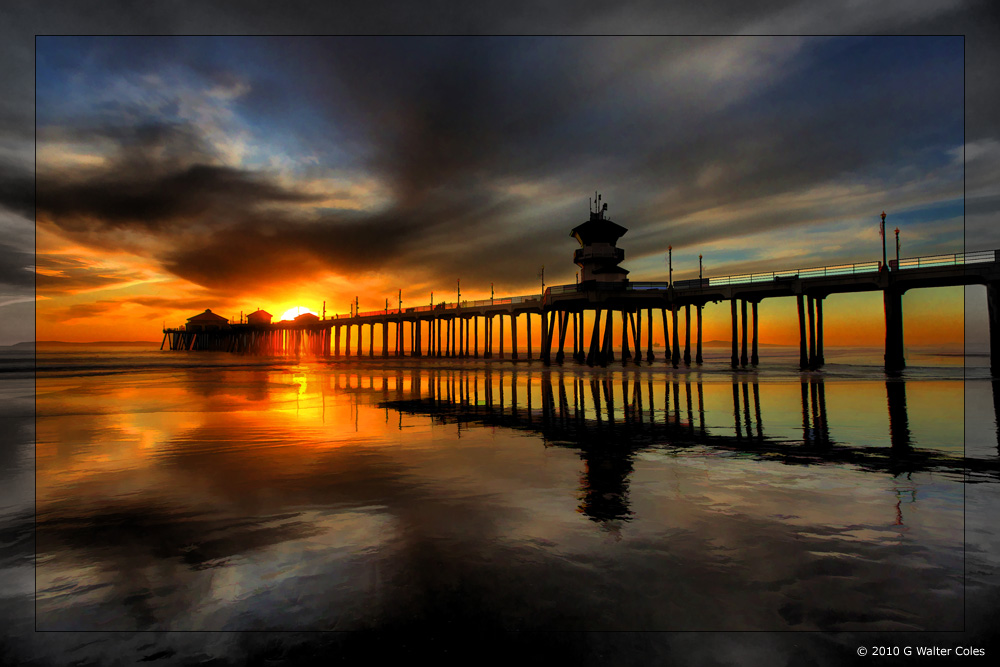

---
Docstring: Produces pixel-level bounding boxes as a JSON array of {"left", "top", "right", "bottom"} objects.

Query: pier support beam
[
  {"left": 485, "top": 315, "right": 493, "bottom": 359},
  {"left": 696, "top": 305, "right": 703, "bottom": 364},
  {"left": 750, "top": 301, "right": 759, "bottom": 366},
  {"left": 511, "top": 313, "right": 519, "bottom": 360},
  {"left": 883, "top": 288, "right": 905, "bottom": 373},
  {"left": 620, "top": 310, "right": 631, "bottom": 364},
  {"left": 990, "top": 282, "right": 1000, "bottom": 376},
  {"left": 740, "top": 299, "right": 749, "bottom": 367},
  {"left": 542, "top": 310, "right": 555, "bottom": 365},
  {"left": 684, "top": 304, "right": 692, "bottom": 366},
  {"left": 646, "top": 308, "right": 655, "bottom": 362},
  {"left": 499, "top": 313, "right": 505, "bottom": 359},
  {"left": 661, "top": 309, "right": 671, "bottom": 363},
  {"left": 671, "top": 307, "right": 680, "bottom": 367},
  {"left": 816, "top": 298, "right": 824, "bottom": 366},
  {"left": 556, "top": 311, "right": 569, "bottom": 363},
  {"left": 808, "top": 295, "right": 817, "bottom": 369},
  {"left": 572, "top": 313, "right": 579, "bottom": 361},
  {"left": 631, "top": 311, "right": 640, "bottom": 365},
  {"left": 587, "top": 309, "right": 602, "bottom": 366},
  {"left": 526, "top": 314, "right": 532, "bottom": 360},
  {"left": 602, "top": 309, "right": 615, "bottom": 366},
  {"left": 730, "top": 299, "right": 739, "bottom": 368},
  {"left": 797, "top": 295, "right": 808, "bottom": 370}
]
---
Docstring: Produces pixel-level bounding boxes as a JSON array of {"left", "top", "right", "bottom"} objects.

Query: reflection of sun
[{"left": 280, "top": 306, "right": 317, "bottom": 321}]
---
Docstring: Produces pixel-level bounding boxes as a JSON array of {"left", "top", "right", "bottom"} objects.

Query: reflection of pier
[{"left": 315, "top": 370, "right": 993, "bottom": 523}]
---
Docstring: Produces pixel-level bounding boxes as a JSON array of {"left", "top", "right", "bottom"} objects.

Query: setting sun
[{"left": 280, "top": 306, "right": 318, "bottom": 321}]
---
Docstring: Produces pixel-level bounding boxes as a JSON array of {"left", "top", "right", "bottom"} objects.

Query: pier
[
  {"left": 162, "top": 200, "right": 1000, "bottom": 373},
  {"left": 163, "top": 249, "right": 1000, "bottom": 373}
]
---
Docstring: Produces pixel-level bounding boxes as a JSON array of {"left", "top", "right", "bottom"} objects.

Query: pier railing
[
  {"left": 336, "top": 293, "right": 544, "bottom": 319},
  {"left": 225, "top": 249, "right": 1000, "bottom": 325},
  {"left": 545, "top": 249, "right": 998, "bottom": 294},
  {"left": 891, "top": 249, "right": 996, "bottom": 270}
]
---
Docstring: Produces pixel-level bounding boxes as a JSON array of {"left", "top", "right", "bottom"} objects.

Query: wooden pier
[{"left": 163, "top": 249, "right": 1000, "bottom": 374}]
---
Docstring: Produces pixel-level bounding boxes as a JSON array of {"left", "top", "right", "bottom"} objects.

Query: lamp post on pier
[
  {"left": 895, "top": 227, "right": 900, "bottom": 269},
  {"left": 668, "top": 246, "right": 673, "bottom": 286},
  {"left": 880, "top": 211, "right": 887, "bottom": 271}
]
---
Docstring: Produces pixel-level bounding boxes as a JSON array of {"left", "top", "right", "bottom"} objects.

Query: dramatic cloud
[
  {"left": 30, "top": 36, "right": 966, "bottom": 299},
  {"left": 0, "top": 242, "right": 32, "bottom": 289},
  {"left": 0, "top": 1, "right": 994, "bottom": 344}
]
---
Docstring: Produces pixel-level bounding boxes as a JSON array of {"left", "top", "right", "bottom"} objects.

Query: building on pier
[
  {"left": 247, "top": 308, "right": 272, "bottom": 325},
  {"left": 186, "top": 309, "right": 230, "bottom": 332},
  {"left": 571, "top": 194, "right": 629, "bottom": 286},
  {"left": 293, "top": 312, "right": 321, "bottom": 326}
]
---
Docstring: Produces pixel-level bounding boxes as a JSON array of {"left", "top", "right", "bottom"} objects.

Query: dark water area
[{"left": 2, "top": 344, "right": 999, "bottom": 664}]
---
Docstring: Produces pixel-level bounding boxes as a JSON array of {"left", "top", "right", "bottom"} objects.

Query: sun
[{"left": 280, "top": 306, "right": 318, "bottom": 321}]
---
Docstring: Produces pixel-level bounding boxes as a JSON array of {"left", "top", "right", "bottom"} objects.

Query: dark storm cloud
[
  {"left": 160, "top": 187, "right": 520, "bottom": 290},
  {"left": 0, "top": 243, "right": 32, "bottom": 288},
  {"left": 37, "top": 123, "right": 321, "bottom": 233},
  {"left": 31, "top": 34, "right": 967, "bottom": 293},
  {"left": 0, "top": 165, "right": 33, "bottom": 219},
  {"left": 6, "top": 2, "right": 996, "bottom": 302}
]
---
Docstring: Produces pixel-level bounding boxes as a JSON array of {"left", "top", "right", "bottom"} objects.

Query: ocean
[{"left": 1, "top": 343, "right": 997, "bottom": 664}]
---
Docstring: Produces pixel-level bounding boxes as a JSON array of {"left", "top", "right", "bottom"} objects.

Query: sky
[{"left": 1, "top": 4, "right": 998, "bottom": 347}]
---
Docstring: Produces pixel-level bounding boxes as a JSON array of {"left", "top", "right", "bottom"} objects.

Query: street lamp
[
  {"left": 668, "top": 246, "right": 673, "bottom": 286},
  {"left": 457, "top": 278, "right": 461, "bottom": 304},
  {"left": 894, "top": 227, "right": 900, "bottom": 269},
  {"left": 699, "top": 254, "right": 703, "bottom": 280},
  {"left": 880, "top": 211, "right": 887, "bottom": 271}
]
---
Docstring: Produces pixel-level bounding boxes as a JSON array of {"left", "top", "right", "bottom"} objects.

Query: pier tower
[{"left": 571, "top": 194, "right": 629, "bottom": 286}]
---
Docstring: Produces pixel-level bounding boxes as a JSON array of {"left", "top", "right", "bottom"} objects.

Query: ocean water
[{"left": 2, "top": 344, "right": 998, "bottom": 663}]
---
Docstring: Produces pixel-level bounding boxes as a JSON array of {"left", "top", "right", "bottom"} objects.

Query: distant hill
[{"left": 14, "top": 341, "right": 159, "bottom": 348}]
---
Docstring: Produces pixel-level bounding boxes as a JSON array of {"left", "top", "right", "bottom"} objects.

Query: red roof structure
[
  {"left": 186, "top": 309, "right": 230, "bottom": 331},
  {"left": 247, "top": 309, "right": 273, "bottom": 325}
]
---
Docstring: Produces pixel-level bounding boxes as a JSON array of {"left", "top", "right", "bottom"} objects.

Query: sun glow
[{"left": 280, "top": 306, "right": 318, "bottom": 321}]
